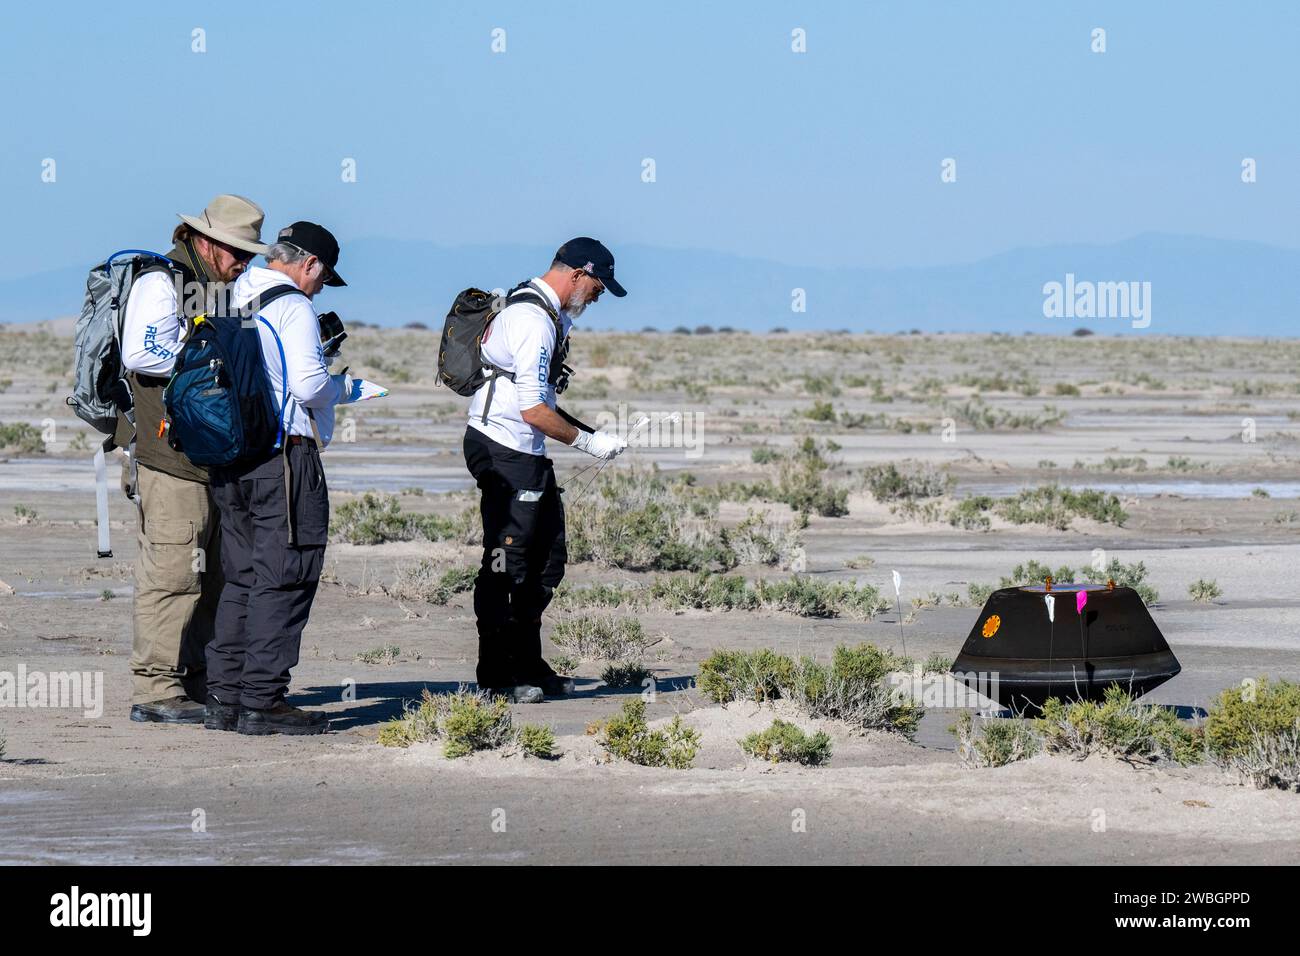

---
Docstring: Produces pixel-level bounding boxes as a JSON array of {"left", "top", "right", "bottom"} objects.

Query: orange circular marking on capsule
[{"left": 981, "top": 614, "right": 1001, "bottom": 639}]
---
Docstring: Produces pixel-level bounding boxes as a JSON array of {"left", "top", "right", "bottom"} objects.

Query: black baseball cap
[
  {"left": 555, "top": 237, "right": 626, "bottom": 297},
  {"left": 276, "top": 221, "right": 346, "bottom": 287}
]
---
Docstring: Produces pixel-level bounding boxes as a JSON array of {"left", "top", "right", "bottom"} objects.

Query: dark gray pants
[{"left": 207, "top": 440, "right": 328, "bottom": 709}]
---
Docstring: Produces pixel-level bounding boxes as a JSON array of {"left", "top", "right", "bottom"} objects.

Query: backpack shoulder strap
[
  {"left": 242, "top": 283, "right": 314, "bottom": 449},
  {"left": 247, "top": 283, "right": 308, "bottom": 312},
  {"left": 507, "top": 282, "right": 560, "bottom": 322}
]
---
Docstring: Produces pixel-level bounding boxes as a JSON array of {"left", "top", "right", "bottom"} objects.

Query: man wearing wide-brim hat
[{"left": 115, "top": 193, "right": 270, "bottom": 724}]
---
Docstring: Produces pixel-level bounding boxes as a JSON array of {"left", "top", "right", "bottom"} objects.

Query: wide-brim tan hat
[{"left": 178, "top": 194, "right": 270, "bottom": 255}]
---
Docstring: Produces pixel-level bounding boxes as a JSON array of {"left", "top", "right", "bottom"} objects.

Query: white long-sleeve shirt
[
  {"left": 121, "top": 270, "right": 187, "bottom": 377},
  {"left": 466, "top": 278, "right": 572, "bottom": 456},
  {"left": 230, "top": 266, "right": 344, "bottom": 446}
]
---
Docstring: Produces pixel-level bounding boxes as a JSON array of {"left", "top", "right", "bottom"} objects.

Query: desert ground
[{"left": 1, "top": 320, "right": 1298, "bottom": 864}]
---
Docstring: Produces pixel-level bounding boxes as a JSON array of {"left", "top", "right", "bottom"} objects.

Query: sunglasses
[{"left": 215, "top": 239, "right": 257, "bottom": 263}]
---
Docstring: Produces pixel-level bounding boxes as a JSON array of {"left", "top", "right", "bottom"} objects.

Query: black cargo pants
[
  {"left": 207, "top": 439, "right": 328, "bottom": 709},
  {"left": 463, "top": 427, "right": 566, "bottom": 689}
]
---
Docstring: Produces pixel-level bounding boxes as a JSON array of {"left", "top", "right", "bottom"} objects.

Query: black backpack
[{"left": 437, "top": 282, "right": 571, "bottom": 421}]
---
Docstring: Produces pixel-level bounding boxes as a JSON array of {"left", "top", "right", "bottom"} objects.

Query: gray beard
[{"left": 565, "top": 291, "right": 587, "bottom": 319}]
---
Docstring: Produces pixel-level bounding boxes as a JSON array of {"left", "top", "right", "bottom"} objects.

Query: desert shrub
[
  {"left": 1188, "top": 579, "right": 1222, "bottom": 603},
  {"left": 567, "top": 469, "right": 736, "bottom": 571},
  {"left": 950, "top": 711, "right": 1040, "bottom": 767},
  {"left": 947, "top": 496, "right": 993, "bottom": 530},
  {"left": 356, "top": 645, "right": 401, "bottom": 665},
  {"left": 773, "top": 457, "right": 849, "bottom": 517},
  {"left": 516, "top": 724, "right": 557, "bottom": 759},
  {"left": 1080, "top": 558, "right": 1158, "bottom": 605},
  {"left": 650, "top": 572, "right": 758, "bottom": 611},
  {"left": 802, "top": 400, "right": 837, "bottom": 422},
  {"left": 1000, "top": 560, "right": 1077, "bottom": 588},
  {"left": 946, "top": 398, "right": 1063, "bottom": 432},
  {"left": 740, "top": 719, "right": 832, "bottom": 765},
  {"left": 553, "top": 581, "right": 645, "bottom": 610},
  {"left": 698, "top": 649, "right": 797, "bottom": 703},
  {"left": 754, "top": 576, "right": 888, "bottom": 619},
  {"left": 601, "top": 661, "right": 651, "bottom": 688},
  {"left": 789, "top": 645, "right": 922, "bottom": 737},
  {"left": 549, "top": 615, "right": 653, "bottom": 662},
  {"left": 377, "top": 691, "right": 440, "bottom": 748},
  {"left": 550, "top": 654, "right": 579, "bottom": 675},
  {"left": 377, "top": 688, "right": 520, "bottom": 758},
  {"left": 1053, "top": 382, "right": 1081, "bottom": 396},
  {"left": 802, "top": 374, "right": 840, "bottom": 397},
  {"left": 1099, "top": 456, "right": 1147, "bottom": 472},
  {"left": 923, "top": 653, "right": 953, "bottom": 674},
  {"left": 0, "top": 422, "right": 45, "bottom": 454},
  {"left": 967, "top": 582, "right": 995, "bottom": 605},
  {"left": 594, "top": 700, "right": 699, "bottom": 769},
  {"left": 1205, "top": 679, "right": 1300, "bottom": 791},
  {"left": 437, "top": 690, "right": 517, "bottom": 758},
  {"left": 751, "top": 446, "right": 782, "bottom": 465},
  {"left": 389, "top": 561, "right": 477, "bottom": 604},
  {"left": 331, "top": 492, "right": 470, "bottom": 545},
  {"left": 995, "top": 484, "right": 1127, "bottom": 529},
  {"left": 730, "top": 511, "right": 804, "bottom": 568},
  {"left": 1036, "top": 686, "right": 1202, "bottom": 765},
  {"left": 861, "top": 462, "right": 953, "bottom": 501},
  {"left": 699, "top": 644, "right": 920, "bottom": 737}
]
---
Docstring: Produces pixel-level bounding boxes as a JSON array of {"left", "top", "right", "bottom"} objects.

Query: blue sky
[{"left": 0, "top": 1, "right": 1295, "bottom": 283}]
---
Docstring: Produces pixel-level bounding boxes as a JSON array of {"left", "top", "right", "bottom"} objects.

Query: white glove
[
  {"left": 571, "top": 428, "right": 627, "bottom": 460},
  {"left": 332, "top": 373, "right": 358, "bottom": 404}
]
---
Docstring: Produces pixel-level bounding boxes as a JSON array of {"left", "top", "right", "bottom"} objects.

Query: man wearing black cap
[
  {"left": 464, "top": 238, "right": 628, "bottom": 702},
  {"left": 204, "top": 222, "right": 354, "bottom": 735}
]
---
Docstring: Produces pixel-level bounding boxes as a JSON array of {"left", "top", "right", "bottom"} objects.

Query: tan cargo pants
[{"left": 129, "top": 463, "right": 224, "bottom": 704}]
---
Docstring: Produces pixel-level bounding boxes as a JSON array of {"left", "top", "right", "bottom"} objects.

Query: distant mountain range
[{"left": 1, "top": 233, "right": 1295, "bottom": 336}]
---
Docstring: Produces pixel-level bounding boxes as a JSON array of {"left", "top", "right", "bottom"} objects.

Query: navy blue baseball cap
[
  {"left": 555, "top": 237, "right": 626, "bottom": 297},
  {"left": 277, "top": 221, "right": 346, "bottom": 287}
]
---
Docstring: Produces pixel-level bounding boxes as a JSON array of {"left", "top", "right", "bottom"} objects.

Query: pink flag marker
[{"left": 1076, "top": 590, "right": 1088, "bottom": 615}]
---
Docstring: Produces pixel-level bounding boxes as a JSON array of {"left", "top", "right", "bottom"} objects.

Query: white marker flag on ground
[
  {"left": 1045, "top": 594, "right": 1055, "bottom": 623},
  {"left": 892, "top": 570, "right": 902, "bottom": 597}
]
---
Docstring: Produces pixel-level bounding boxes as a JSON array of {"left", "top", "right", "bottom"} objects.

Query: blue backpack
[{"left": 163, "top": 284, "right": 304, "bottom": 467}]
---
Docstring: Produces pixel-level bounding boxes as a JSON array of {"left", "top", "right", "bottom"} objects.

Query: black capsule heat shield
[{"left": 949, "top": 584, "right": 1181, "bottom": 712}]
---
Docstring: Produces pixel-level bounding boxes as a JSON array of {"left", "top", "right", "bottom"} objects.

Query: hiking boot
[
  {"left": 237, "top": 702, "right": 330, "bottom": 736},
  {"left": 536, "top": 674, "right": 575, "bottom": 698},
  {"left": 130, "top": 696, "right": 206, "bottom": 724},
  {"left": 481, "top": 684, "right": 544, "bottom": 704},
  {"left": 204, "top": 696, "right": 241, "bottom": 732}
]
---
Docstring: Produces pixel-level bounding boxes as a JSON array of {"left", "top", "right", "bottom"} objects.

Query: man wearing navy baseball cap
[
  {"left": 552, "top": 236, "right": 626, "bottom": 300},
  {"left": 461, "top": 237, "right": 628, "bottom": 702}
]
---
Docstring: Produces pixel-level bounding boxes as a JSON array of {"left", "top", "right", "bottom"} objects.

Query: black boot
[
  {"left": 204, "top": 694, "right": 241, "bottom": 732},
  {"left": 237, "top": 702, "right": 329, "bottom": 736},
  {"left": 479, "top": 684, "right": 544, "bottom": 704},
  {"left": 130, "top": 696, "right": 206, "bottom": 724}
]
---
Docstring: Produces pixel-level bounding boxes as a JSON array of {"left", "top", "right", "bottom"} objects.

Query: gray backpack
[
  {"left": 67, "top": 249, "right": 179, "bottom": 557},
  {"left": 68, "top": 249, "right": 179, "bottom": 435}
]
